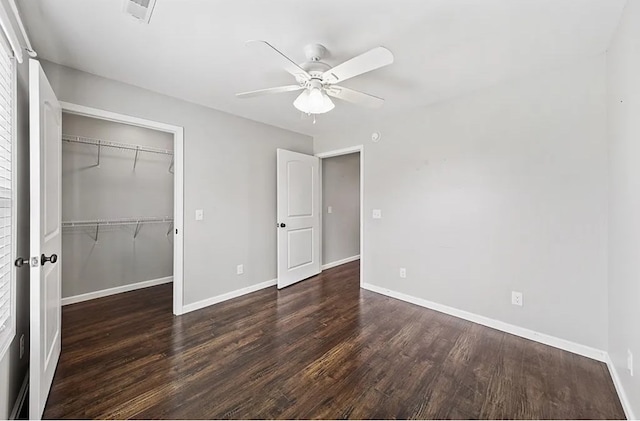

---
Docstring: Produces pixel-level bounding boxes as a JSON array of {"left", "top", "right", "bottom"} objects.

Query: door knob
[
  {"left": 41, "top": 253, "right": 58, "bottom": 266},
  {"left": 279, "top": 223, "right": 286, "bottom": 228},
  {"left": 14, "top": 257, "right": 28, "bottom": 267}
]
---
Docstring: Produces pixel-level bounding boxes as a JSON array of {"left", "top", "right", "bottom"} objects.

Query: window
[{"left": 0, "top": 34, "right": 15, "bottom": 361}]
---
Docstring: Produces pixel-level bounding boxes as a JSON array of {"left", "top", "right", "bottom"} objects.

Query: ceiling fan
[{"left": 236, "top": 41, "right": 394, "bottom": 116}]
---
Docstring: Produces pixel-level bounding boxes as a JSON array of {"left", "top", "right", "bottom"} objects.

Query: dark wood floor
[{"left": 44, "top": 261, "right": 625, "bottom": 419}]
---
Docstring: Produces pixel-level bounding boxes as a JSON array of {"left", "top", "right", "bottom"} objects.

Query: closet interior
[{"left": 61, "top": 113, "right": 174, "bottom": 304}]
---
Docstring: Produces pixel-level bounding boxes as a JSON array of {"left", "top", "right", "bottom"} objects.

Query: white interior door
[
  {"left": 277, "top": 149, "right": 320, "bottom": 289},
  {"left": 29, "top": 59, "right": 62, "bottom": 420}
]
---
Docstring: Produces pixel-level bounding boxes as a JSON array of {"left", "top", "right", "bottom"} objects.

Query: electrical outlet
[
  {"left": 327, "top": 206, "right": 333, "bottom": 214},
  {"left": 372, "top": 209, "right": 382, "bottom": 219},
  {"left": 195, "top": 209, "right": 204, "bottom": 221},
  {"left": 236, "top": 264, "right": 244, "bottom": 275},
  {"left": 628, "top": 349, "right": 634, "bottom": 376},
  {"left": 19, "top": 334, "right": 24, "bottom": 359},
  {"left": 511, "top": 291, "right": 523, "bottom": 306},
  {"left": 399, "top": 267, "right": 407, "bottom": 278}
]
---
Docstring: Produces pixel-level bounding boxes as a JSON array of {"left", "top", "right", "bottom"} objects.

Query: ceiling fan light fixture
[
  {"left": 293, "top": 88, "right": 335, "bottom": 114},
  {"left": 308, "top": 87, "right": 324, "bottom": 109},
  {"left": 293, "top": 90, "right": 310, "bottom": 113},
  {"left": 319, "top": 93, "right": 335, "bottom": 113}
]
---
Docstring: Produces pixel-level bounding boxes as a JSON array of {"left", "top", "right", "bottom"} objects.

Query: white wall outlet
[
  {"left": 511, "top": 291, "right": 523, "bottom": 306},
  {"left": 236, "top": 264, "right": 244, "bottom": 275},
  {"left": 372, "top": 209, "right": 382, "bottom": 219},
  {"left": 399, "top": 267, "right": 407, "bottom": 278},
  {"left": 327, "top": 206, "right": 333, "bottom": 214},
  {"left": 195, "top": 209, "right": 204, "bottom": 221},
  {"left": 19, "top": 334, "right": 24, "bottom": 359},
  {"left": 628, "top": 349, "right": 634, "bottom": 376}
]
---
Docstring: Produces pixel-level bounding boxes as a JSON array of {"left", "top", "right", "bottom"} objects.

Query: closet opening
[
  {"left": 316, "top": 145, "right": 364, "bottom": 287},
  {"left": 320, "top": 151, "right": 361, "bottom": 272},
  {"left": 59, "top": 103, "right": 184, "bottom": 315}
]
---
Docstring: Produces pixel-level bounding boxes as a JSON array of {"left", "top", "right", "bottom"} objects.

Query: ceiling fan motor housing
[
  {"left": 296, "top": 44, "right": 331, "bottom": 85},
  {"left": 303, "top": 43, "right": 327, "bottom": 62}
]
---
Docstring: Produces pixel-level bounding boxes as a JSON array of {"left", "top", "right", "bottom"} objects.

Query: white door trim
[
  {"left": 58, "top": 101, "right": 185, "bottom": 315},
  {"left": 315, "top": 145, "right": 364, "bottom": 287}
]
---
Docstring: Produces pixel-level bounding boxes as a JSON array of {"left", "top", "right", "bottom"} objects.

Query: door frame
[
  {"left": 315, "top": 145, "right": 364, "bottom": 287},
  {"left": 58, "top": 102, "right": 185, "bottom": 315}
]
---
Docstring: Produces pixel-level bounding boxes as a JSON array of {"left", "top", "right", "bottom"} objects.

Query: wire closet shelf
[
  {"left": 62, "top": 217, "right": 174, "bottom": 241},
  {"left": 62, "top": 134, "right": 174, "bottom": 172}
]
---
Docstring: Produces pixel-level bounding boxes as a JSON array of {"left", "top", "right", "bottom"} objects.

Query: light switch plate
[
  {"left": 195, "top": 209, "right": 204, "bottom": 221},
  {"left": 327, "top": 206, "right": 333, "bottom": 214},
  {"left": 372, "top": 209, "right": 382, "bottom": 219}
]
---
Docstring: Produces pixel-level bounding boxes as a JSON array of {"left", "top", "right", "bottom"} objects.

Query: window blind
[{"left": 0, "top": 40, "right": 13, "bottom": 341}]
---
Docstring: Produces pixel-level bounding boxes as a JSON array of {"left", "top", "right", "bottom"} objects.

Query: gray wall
[
  {"left": 41, "top": 60, "right": 313, "bottom": 306},
  {"left": 61, "top": 113, "right": 173, "bottom": 298},
  {"left": 322, "top": 153, "right": 360, "bottom": 265},
  {"left": 314, "top": 55, "right": 608, "bottom": 350},
  {"left": 0, "top": 56, "right": 30, "bottom": 417},
  {"left": 607, "top": 0, "right": 640, "bottom": 417}
]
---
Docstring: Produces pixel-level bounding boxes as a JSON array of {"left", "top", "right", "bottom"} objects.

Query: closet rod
[{"left": 62, "top": 134, "right": 174, "bottom": 156}]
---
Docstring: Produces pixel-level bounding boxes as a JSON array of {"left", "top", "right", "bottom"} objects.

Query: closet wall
[{"left": 61, "top": 113, "right": 174, "bottom": 300}]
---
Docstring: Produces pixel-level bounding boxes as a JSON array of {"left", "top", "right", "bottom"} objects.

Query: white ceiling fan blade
[
  {"left": 236, "top": 85, "right": 304, "bottom": 99},
  {"left": 322, "top": 47, "right": 394, "bottom": 84},
  {"left": 246, "top": 40, "right": 310, "bottom": 80},
  {"left": 326, "top": 86, "right": 385, "bottom": 108}
]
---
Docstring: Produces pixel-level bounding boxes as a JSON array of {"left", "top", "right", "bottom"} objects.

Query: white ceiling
[{"left": 19, "top": 0, "right": 626, "bottom": 136}]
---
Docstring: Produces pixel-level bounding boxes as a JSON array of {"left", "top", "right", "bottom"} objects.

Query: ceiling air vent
[{"left": 123, "top": 0, "right": 157, "bottom": 24}]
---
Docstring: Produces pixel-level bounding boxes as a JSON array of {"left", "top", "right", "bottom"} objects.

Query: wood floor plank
[{"left": 43, "top": 261, "right": 625, "bottom": 419}]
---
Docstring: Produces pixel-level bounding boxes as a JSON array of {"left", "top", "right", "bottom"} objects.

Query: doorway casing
[
  {"left": 315, "top": 145, "right": 364, "bottom": 287},
  {"left": 58, "top": 102, "right": 185, "bottom": 315}
]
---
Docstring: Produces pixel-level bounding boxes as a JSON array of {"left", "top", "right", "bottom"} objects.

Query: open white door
[
  {"left": 277, "top": 149, "right": 320, "bottom": 289},
  {"left": 29, "top": 59, "right": 62, "bottom": 420}
]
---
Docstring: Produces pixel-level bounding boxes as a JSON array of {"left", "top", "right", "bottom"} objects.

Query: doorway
[
  {"left": 317, "top": 146, "right": 364, "bottom": 286},
  {"left": 59, "top": 102, "right": 184, "bottom": 314},
  {"left": 27, "top": 64, "right": 184, "bottom": 420},
  {"left": 320, "top": 152, "right": 361, "bottom": 270},
  {"left": 275, "top": 146, "right": 364, "bottom": 288}
]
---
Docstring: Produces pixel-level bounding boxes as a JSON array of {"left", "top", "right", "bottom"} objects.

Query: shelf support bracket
[
  {"left": 96, "top": 142, "right": 101, "bottom": 167},
  {"left": 94, "top": 224, "right": 99, "bottom": 242},
  {"left": 133, "top": 147, "right": 140, "bottom": 170},
  {"left": 134, "top": 221, "right": 142, "bottom": 239},
  {"left": 166, "top": 221, "right": 173, "bottom": 236},
  {"left": 168, "top": 155, "right": 174, "bottom": 174}
]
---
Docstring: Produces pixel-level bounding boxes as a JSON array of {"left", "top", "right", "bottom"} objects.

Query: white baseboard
[
  {"left": 605, "top": 354, "right": 636, "bottom": 420},
  {"left": 362, "top": 283, "right": 607, "bottom": 362},
  {"left": 61, "top": 276, "right": 173, "bottom": 306},
  {"left": 322, "top": 255, "right": 360, "bottom": 270},
  {"left": 182, "top": 278, "right": 277, "bottom": 314},
  {"left": 9, "top": 370, "right": 28, "bottom": 420}
]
